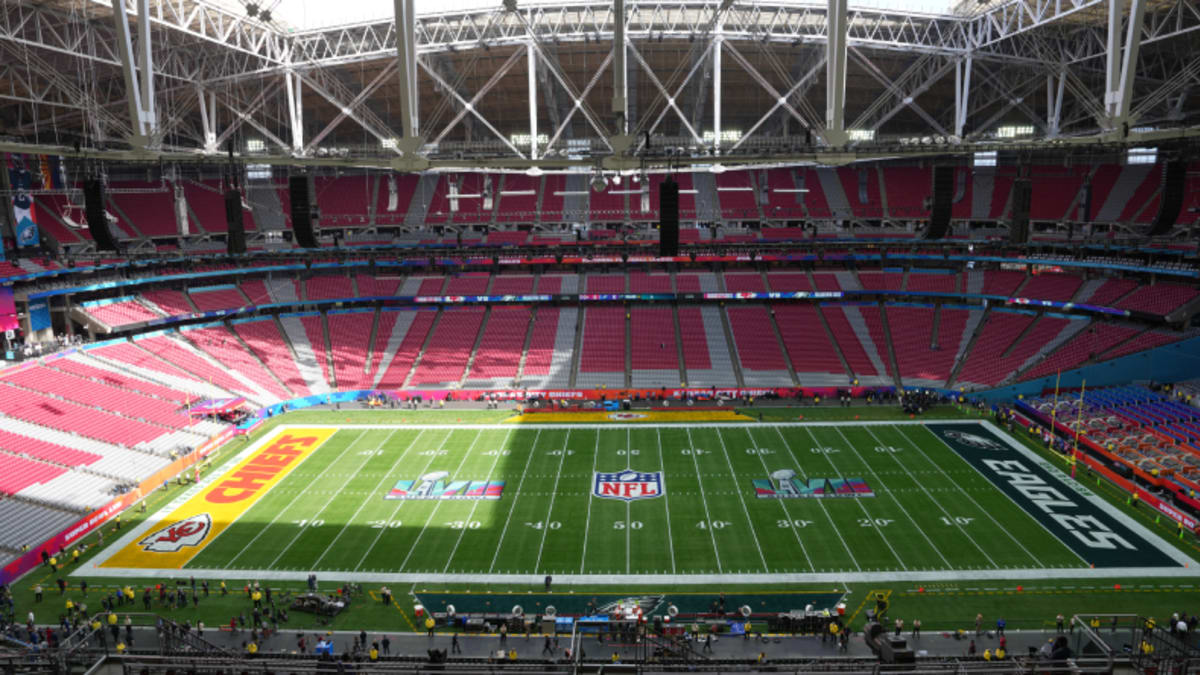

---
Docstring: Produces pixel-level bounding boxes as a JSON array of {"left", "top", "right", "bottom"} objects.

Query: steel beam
[
  {"left": 825, "top": 0, "right": 848, "bottom": 146},
  {"left": 111, "top": 0, "right": 157, "bottom": 147},
  {"left": 1104, "top": 0, "right": 1146, "bottom": 134},
  {"left": 394, "top": 0, "right": 422, "bottom": 148}
]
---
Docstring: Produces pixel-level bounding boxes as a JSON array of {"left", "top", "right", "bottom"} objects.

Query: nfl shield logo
[{"left": 593, "top": 470, "right": 664, "bottom": 501}]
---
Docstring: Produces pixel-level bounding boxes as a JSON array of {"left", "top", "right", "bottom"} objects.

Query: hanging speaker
[
  {"left": 1080, "top": 182, "right": 1093, "bottom": 223},
  {"left": 659, "top": 177, "right": 679, "bottom": 257},
  {"left": 225, "top": 189, "right": 246, "bottom": 255},
  {"left": 925, "top": 166, "right": 954, "bottom": 239},
  {"left": 1009, "top": 178, "right": 1032, "bottom": 244},
  {"left": 83, "top": 179, "right": 117, "bottom": 251},
  {"left": 1149, "top": 161, "right": 1185, "bottom": 237},
  {"left": 289, "top": 175, "right": 317, "bottom": 248}
]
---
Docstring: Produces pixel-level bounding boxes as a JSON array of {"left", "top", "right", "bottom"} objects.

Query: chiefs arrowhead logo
[{"left": 138, "top": 513, "right": 212, "bottom": 553}]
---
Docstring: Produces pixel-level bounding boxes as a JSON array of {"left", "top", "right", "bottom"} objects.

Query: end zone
[{"left": 82, "top": 427, "right": 335, "bottom": 571}]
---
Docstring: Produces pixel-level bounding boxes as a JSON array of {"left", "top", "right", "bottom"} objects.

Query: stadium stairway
[
  {"left": 371, "top": 310, "right": 419, "bottom": 389},
  {"left": 404, "top": 174, "right": 440, "bottom": 226},
  {"left": 246, "top": 182, "right": 287, "bottom": 232},
  {"left": 276, "top": 315, "right": 332, "bottom": 395},
  {"left": 1094, "top": 164, "right": 1153, "bottom": 222},
  {"left": 816, "top": 168, "right": 854, "bottom": 219},
  {"left": 838, "top": 305, "right": 890, "bottom": 380},
  {"left": 82, "top": 342, "right": 242, "bottom": 403}
]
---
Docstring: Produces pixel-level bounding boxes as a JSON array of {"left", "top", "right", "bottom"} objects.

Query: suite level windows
[
  {"left": 996, "top": 125, "right": 1034, "bottom": 138},
  {"left": 973, "top": 151, "right": 997, "bottom": 167},
  {"left": 1127, "top": 147, "right": 1156, "bottom": 165},
  {"left": 702, "top": 130, "right": 743, "bottom": 144}
]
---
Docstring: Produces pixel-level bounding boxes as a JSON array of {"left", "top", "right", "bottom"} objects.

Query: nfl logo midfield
[{"left": 593, "top": 470, "right": 664, "bottom": 501}]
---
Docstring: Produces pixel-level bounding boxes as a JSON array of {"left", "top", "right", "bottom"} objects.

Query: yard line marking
[
  {"left": 579, "top": 429, "right": 602, "bottom": 573},
  {"left": 830, "top": 426, "right": 952, "bottom": 569},
  {"left": 397, "top": 429, "right": 490, "bottom": 572},
  {"left": 487, "top": 429, "right": 543, "bottom": 573},
  {"left": 311, "top": 429, "right": 426, "bottom": 569},
  {"left": 533, "top": 429, "right": 572, "bottom": 574},
  {"left": 655, "top": 427, "right": 676, "bottom": 575},
  {"left": 741, "top": 427, "right": 814, "bottom": 573},
  {"left": 684, "top": 427, "right": 723, "bottom": 573},
  {"left": 712, "top": 428, "right": 768, "bottom": 571},
  {"left": 224, "top": 429, "right": 370, "bottom": 568},
  {"left": 923, "top": 422, "right": 1091, "bottom": 569},
  {"left": 626, "top": 427, "right": 632, "bottom": 575},
  {"left": 350, "top": 429, "right": 454, "bottom": 571},
  {"left": 799, "top": 426, "right": 906, "bottom": 570},
  {"left": 442, "top": 428, "right": 514, "bottom": 573},
  {"left": 860, "top": 425, "right": 998, "bottom": 569},
  {"left": 266, "top": 429, "right": 399, "bottom": 569}
]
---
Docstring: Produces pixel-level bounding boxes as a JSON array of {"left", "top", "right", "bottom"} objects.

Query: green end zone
[{"left": 78, "top": 420, "right": 1197, "bottom": 585}]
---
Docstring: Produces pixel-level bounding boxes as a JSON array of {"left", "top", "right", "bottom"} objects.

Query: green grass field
[
  {"left": 85, "top": 418, "right": 1193, "bottom": 582},
  {"left": 7, "top": 408, "right": 1189, "bottom": 632}
]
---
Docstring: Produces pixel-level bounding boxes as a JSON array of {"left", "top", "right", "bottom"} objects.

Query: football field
[{"left": 83, "top": 420, "right": 1196, "bottom": 584}]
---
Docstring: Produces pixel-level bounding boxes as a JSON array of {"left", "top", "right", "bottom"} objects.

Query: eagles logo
[{"left": 944, "top": 430, "right": 1003, "bottom": 450}]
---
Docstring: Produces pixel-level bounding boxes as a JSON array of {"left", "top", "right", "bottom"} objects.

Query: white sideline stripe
[
  {"left": 251, "top": 420, "right": 949, "bottom": 431},
  {"left": 654, "top": 428, "right": 677, "bottom": 575},
  {"left": 76, "top": 566, "right": 1200, "bottom": 584}
]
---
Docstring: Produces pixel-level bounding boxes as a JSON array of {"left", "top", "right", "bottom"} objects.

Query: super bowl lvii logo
[{"left": 753, "top": 469, "right": 874, "bottom": 498}]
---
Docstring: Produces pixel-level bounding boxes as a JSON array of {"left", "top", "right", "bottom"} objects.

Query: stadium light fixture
[{"left": 524, "top": 166, "right": 545, "bottom": 177}]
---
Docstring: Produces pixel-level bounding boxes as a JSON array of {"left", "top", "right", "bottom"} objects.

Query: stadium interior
[{"left": 1, "top": 0, "right": 1200, "bottom": 671}]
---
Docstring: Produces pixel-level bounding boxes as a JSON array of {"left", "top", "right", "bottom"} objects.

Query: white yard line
[
  {"left": 533, "top": 429, "right": 572, "bottom": 573},
  {"left": 801, "top": 426, "right": 908, "bottom": 571},
  {"left": 740, "top": 427, "right": 814, "bottom": 573},
  {"left": 684, "top": 426, "right": 723, "bottom": 573},
  {"left": 311, "top": 428, "right": 421, "bottom": 569},
  {"left": 712, "top": 428, "right": 769, "bottom": 571},
  {"left": 892, "top": 425, "right": 1043, "bottom": 568},
  {"left": 626, "top": 428, "right": 631, "bottom": 575},
  {"left": 654, "top": 427, "right": 677, "bottom": 575},
  {"left": 830, "top": 425, "right": 952, "bottom": 569},
  {"left": 578, "top": 429, "right": 601, "bottom": 573},
  {"left": 397, "top": 429, "right": 489, "bottom": 571},
  {"left": 353, "top": 429, "right": 454, "bottom": 571},
  {"left": 486, "top": 429, "right": 543, "bottom": 574},
  {"left": 772, "top": 426, "right": 859, "bottom": 571},
  {"left": 860, "top": 425, "right": 998, "bottom": 569},
  {"left": 441, "top": 428, "right": 514, "bottom": 573},
  {"left": 224, "top": 430, "right": 370, "bottom": 569},
  {"left": 266, "top": 430, "right": 400, "bottom": 569}
]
